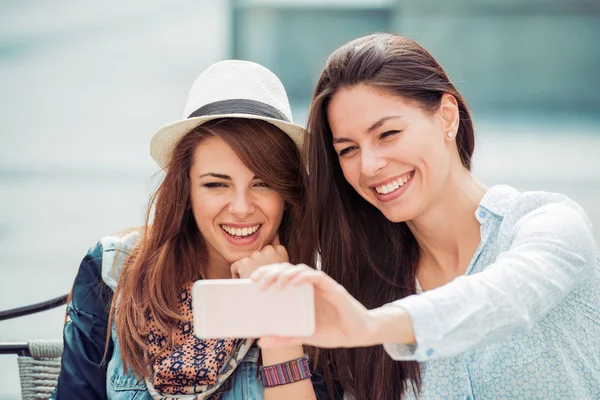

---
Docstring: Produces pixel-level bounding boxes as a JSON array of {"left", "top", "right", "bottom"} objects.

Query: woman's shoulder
[
  {"left": 99, "top": 228, "right": 143, "bottom": 291},
  {"left": 99, "top": 227, "right": 143, "bottom": 254},
  {"left": 483, "top": 185, "right": 596, "bottom": 255},
  {"left": 482, "top": 184, "right": 591, "bottom": 227}
]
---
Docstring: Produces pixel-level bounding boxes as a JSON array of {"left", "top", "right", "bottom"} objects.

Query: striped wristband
[{"left": 259, "top": 355, "right": 312, "bottom": 387}]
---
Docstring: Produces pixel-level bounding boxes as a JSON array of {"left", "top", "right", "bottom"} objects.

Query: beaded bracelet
[{"left": 259, "top": 355, "right": 312, "bottom": 387}]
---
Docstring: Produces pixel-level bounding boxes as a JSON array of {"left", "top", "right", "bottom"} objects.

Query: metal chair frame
[{"left": 0, "top": 294, "right": 68, "bottom": 399}]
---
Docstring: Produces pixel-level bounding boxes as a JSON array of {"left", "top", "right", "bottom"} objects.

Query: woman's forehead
[{"left": 191, "top": 137, "right": 255, "bottom": 179}]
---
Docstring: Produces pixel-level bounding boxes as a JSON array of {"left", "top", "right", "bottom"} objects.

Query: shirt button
[
  {"left": 426, "top": 348, "right": 434, "bottom": 357},
  {"left": 479, "top": 211, "right": 486, "bottom": 218}
]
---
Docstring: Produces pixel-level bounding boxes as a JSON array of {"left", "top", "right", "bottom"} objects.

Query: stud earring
[{"left": 447, "top": 131, "right": 454, "bottom": 138}]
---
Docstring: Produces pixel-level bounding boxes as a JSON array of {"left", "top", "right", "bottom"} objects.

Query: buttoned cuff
[{"left": 382, "top": 295, "right": 441, "bottom": 361}]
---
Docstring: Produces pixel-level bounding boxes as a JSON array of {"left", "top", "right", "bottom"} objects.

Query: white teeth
[
  {"left": 375, "top": 173, "right": 413, "bottom": 195},
  {"left": 222, "top": 224, "right": 260, "bottom": 238}
]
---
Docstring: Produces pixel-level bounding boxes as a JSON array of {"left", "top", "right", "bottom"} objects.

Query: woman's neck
[
  {"left": 204, "top": 253, "right": 232, "bottom": 280},
  {"left": 406, "top": 169, "right": 487, "bottom": 280}
]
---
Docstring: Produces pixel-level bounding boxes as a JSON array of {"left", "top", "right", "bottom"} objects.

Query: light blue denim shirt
[
  {"left": 384, "top": 185, "right": 600, "bottom": 399},
  {"left": 101, "top": 233, "right": 264, "bottom": 400}
]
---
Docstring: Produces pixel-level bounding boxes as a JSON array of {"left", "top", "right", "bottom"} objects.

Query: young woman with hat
[
  {"left": 52, "top": 60, "right": 325, "bottom": 399},
  {"left": 248, "top": 33, "right": 600, "bottom": 399}
]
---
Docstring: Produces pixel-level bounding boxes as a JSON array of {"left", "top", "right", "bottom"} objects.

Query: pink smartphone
[{"left": 192, "top": 279, "right": 315, "bottom": 339}]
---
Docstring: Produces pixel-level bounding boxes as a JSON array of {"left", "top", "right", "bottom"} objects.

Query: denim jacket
[{"left": 52, "top": 232, "right": 332, "bottom": 400}]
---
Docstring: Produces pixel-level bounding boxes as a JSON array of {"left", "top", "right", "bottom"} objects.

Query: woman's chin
[
  {"left": 379, "top": 206, "right": 416, "bottom": 223},
  {"left": 223, "top": 242, "right": 266, "bottom": 262}
]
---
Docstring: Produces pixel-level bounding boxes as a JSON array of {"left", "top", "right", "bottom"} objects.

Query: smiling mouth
[
  {"left": 220, "top": 224, "right": 262, "bottom": 239},
  {"left": 373, "top": 171, "right": 414, "bottom": 195}
]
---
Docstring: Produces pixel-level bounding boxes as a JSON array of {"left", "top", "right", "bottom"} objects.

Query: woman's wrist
[
  {"left": 366, "top": 304, "right": 416, "bottom": 346},
  {"left": 261, "top": 345, "right": 305, "bottom": 366},
  {"left": 259, "top": 354, "right": 311, "bottom": 388},
  {"left": 259, "top": 346, "right": 312, "bottom": 388}
]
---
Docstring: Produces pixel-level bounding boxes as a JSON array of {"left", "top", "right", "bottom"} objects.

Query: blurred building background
[{"left": 1, "top": 0, "right": 598, "bottom": 398}]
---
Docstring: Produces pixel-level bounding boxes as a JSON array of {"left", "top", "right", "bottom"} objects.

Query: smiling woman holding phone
[
  {"left": 249, "top": 33, "right": 600, "bottom": 400},
  {"left": 51, "top": 60, "right": 323, "bottom": 400}
]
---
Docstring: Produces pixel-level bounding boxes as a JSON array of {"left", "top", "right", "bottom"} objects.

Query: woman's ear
[{"left": 439, "top": 93, "right": 460, "bottom": 139}]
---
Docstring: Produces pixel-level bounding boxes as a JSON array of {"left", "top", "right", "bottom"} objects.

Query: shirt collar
[{"left": 476, "top": 184, "right": 521, "bottom": 219}]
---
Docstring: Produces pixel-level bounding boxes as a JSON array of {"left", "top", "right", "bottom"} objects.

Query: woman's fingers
[
  {"left": 251, "top": 264, "right": 342, "bottom": 298},
  {"left": 251, "top": 263, "right": 316, "bottom": 290},
  {"left": 271, "top": 264, "right": 307, "bottom": 289},
  {"left": 287, "top": 269, "right": 341, "bottom": 296},
  {"left": 250, "top": 263, "right": 291, "bottom": 288}
]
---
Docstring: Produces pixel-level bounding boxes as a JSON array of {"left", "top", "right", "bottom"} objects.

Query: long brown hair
[
  {"left": 108, "top": 118, "right": 311, "bottom": 377},
  {"left": 305, "top": 33, "right": 475, "bottom": 399}
]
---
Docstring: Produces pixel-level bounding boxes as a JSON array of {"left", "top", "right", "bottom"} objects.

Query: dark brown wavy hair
[
  {"left": 304, "top": 33, "right": 475, "bottom": 399},
  {"left": 107, "top": 118, "right": 311, "bottom": 377}
]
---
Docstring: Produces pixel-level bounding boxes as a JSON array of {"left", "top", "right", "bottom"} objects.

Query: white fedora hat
[{"left": 150, "top": 60, "right": 308, "bottom": 169}]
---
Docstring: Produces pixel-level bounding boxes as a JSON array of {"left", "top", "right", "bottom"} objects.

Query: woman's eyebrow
[{"left": 198, "top": 173, "right": 231, "bottom": 180}]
